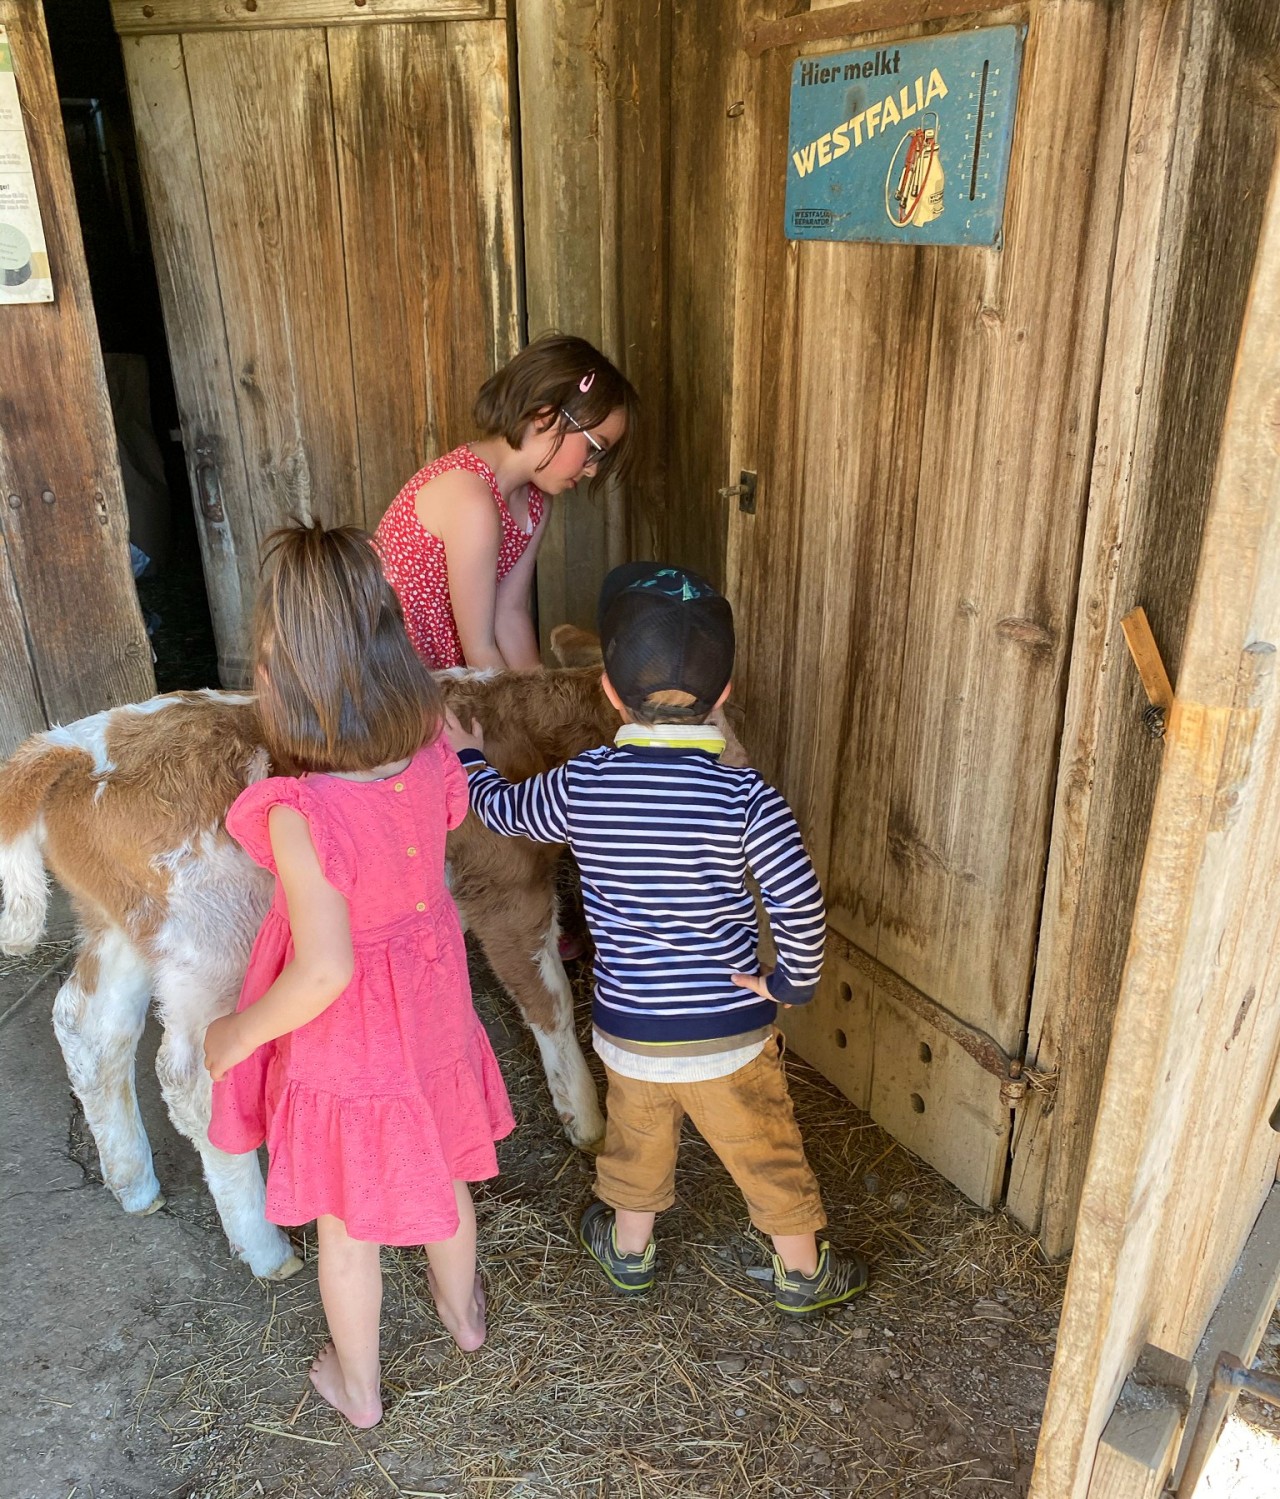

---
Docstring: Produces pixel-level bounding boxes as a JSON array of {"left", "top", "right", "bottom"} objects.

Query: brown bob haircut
[
  {"left": 253, "top": 520, "right": 444, "bottom": 775},
  {"left": 473, "top": 331, "right": 639, "bottom": 494}
]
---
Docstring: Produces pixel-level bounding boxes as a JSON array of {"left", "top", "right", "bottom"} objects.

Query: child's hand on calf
[
  {"left": 203, "top": 1014, "right": 256, "bottom": 1081},
  {"left": 444, "top": 708, "right": 485, "bottom": 756}
]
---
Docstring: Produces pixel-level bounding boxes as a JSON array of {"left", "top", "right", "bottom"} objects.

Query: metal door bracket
[{"left": 830, "top": 930, "right": 1056, "bottom": 1105}]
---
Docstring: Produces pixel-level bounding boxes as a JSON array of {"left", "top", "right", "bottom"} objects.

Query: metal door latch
[
  {"left": 1210, "top": 1353, "right": 1280, "bottom": 1408},
  {"left": 719, "top": 471, "right": 757, "bottom": 514}
]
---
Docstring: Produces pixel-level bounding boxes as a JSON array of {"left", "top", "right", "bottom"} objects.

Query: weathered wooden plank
[
  {"left": 598, "top": 0, "right": 667, "bottom": 573},
  {"left": 744, "top": 0, "right": 1016, "bottom": 56},
  {"left": 0, "top": 0, "right": 154, "bottom": 725},
  {"left": 1011, "top": 0, "right": 1280, "bottom": 1256},
  {"left": 1030, "top": 51, "right": 1280, "bottom": 1495},
  {"left": 519, "top": 0, "right": 605, "bottom": 638},
  {"left": 723, "top": 4, "right": 1025, "bottom": 1206},
  {"left": 1007, "top": 0, "right": 1187, "bottom": 1243},
  {"left": 783, "top": 949, "right": 875, "bottom": 1113},
  {"left": 0, "top": 523, "right": 44, "bottom": 756},
  {"left": 1120, "top": 607, "right": 1174, "bottom": 713},
  {"left": 518, "top": 0, "right": 668, "bottom": 637},
  {"left": 1086, "top": 1345, "right": 1194, "bottom": 1499},
  {"left": 112, "top": 1, "right": 493, "bottom": 35},
  {"left": 120, "top": 31, "right": 258, "bottom": 685},
  {"left": 663, "top": 0, "right": 744, "bottom": 587},
  {"left": 721, "top": 20, "right": 1012, "bottom": 1195},
  {"left": 1148, "top": 662, "right": 1280, "bottom": 1358},
  {"left": 182, "top": 26, "right": 362, "bottom": 535},
  {"left": 801, "top": 238, "right": 933, "bottom": 948},
  {"left": 1088, "top": 1405, "right": 1181, "bottom": 1499},
  {"left": 328, "top": 18, "right": 519, "bottom": 530},
  {"left": 728, "top": 234, "right": 802, "bottom": 793},
  {"left": 723, "top": 1, "right": 780, "bottom": 596}
]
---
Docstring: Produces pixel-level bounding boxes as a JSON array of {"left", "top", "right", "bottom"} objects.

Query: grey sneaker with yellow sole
[
  {"left": 579, "top": 1201, "right": 656, "bottom": 1294},
  {"left": 772, "top": 1241, "right": 869, "bottom": 1316}
]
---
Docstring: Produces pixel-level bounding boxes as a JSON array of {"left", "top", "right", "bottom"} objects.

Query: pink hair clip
[{"left": 579, "top": 370, "right": 596, "bottom": 394}]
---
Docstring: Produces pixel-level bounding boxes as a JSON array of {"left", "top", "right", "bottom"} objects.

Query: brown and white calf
[{"left": 0, "top": 661, "right": 624, "bottom": 1279}]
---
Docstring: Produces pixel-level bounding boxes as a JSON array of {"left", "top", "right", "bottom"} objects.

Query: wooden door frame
[
  {"left": 1008, "top": 0, "right": 1280, "bottom": 1257},
  {"left": 1031, "top": 105, "right": 1280, "bottom": 1498}
]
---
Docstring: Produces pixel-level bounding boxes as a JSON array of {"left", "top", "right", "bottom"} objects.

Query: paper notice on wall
[{"left": 0, "top": 26, "right": 54, "bottom": 304}]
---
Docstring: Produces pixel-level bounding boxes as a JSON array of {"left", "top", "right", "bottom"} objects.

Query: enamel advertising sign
[
  {"left": 0, "top": 27, "right": 54, "bottom": 303},
  {"left": 784, "top": 27, "right": 1024, "bottom": 247}
]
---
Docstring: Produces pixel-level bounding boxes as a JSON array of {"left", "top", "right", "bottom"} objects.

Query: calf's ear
[{"left": 549, "top": 624, "right": 603, "bottom": 669}]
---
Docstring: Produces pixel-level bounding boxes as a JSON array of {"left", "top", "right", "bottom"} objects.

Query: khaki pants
[{"left": 594, "top": 1031, "right": 827, "bottom": 1237}]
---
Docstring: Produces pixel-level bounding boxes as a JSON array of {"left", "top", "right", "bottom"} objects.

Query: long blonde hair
[{"left": 253, "top": 521, "right": 443, "bottom": 775}]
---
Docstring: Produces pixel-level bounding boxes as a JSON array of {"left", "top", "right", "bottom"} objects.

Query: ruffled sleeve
[
  {"left": 433, "top": 734, "right": 471, "bottom": 830},
  {"left": 225, "top": 777, "right": 356, "bottom": 894}
]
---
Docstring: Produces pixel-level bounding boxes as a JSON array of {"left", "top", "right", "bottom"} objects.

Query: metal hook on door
[
  {"left": 718, "top": 471, "right": 758, "bottom": 514},
  {"left": 194, "top": 450, "right": 225, "bottom": 524}
]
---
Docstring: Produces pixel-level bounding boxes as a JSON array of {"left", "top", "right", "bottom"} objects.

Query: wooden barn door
[
  {"left": 726, "top": 3, "right": 1135, "bottom": 1208},
  {"left": 110, "top": 1, "right": 520, "bottom": 686}
]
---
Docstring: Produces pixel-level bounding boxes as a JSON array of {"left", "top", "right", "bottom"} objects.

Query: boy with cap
[{"left": 445, "top": 563, "right": 868, "bottom": 1315}]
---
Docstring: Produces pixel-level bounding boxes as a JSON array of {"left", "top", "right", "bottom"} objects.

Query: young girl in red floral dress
[
  {"left": 374, "top": 332, "right": 638, "bottom": 672},
  {"left": 204, "top": 522, "right": 514, "bottom": 1429}
]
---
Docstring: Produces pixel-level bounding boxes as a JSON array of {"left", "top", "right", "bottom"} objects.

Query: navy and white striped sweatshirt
[{"left": 457, "top": 743, "right": 826, "bottom": 1046}]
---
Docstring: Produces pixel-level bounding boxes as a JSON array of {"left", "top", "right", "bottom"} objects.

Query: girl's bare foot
[
  {"left": 427, "top": 1267, "right": 487, "bottom": 1352},
  {"left": 308, "top": 1341, "right": 383, "bottom": 1428}
]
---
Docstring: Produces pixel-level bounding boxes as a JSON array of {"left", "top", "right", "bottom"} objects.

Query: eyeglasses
[{"left": 561, "top": 409, "right": 609, "bottom": 469}]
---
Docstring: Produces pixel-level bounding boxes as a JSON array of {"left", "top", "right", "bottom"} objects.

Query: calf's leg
[
  {"left": 51, "top": 923, "right": 163, "bottom": 1215},
  {"left": 461, "top": 853, "right": 605, "bottom": 1150},
  {"left": 152, "top": 955, "right": 300, "bottom": 1281}
]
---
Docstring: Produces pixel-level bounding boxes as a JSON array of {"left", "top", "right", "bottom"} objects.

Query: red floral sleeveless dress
[{"left": 373, "top": 446, "right": 546, "bottom": 669}]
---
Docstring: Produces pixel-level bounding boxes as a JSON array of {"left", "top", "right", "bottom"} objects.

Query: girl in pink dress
[
  {"left": 204, "top": 521, "right": 514, "bottom": 1430},
  {"left": 374, "top": 332, "right": 638, "bottom": 672}
]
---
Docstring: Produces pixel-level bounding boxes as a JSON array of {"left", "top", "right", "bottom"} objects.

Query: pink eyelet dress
[
  {"left": 373, "top": 446, "right": 546, "bottom": 669},
  {"left": 208, "top": 735, "right": 516, "bottom": 1246}
]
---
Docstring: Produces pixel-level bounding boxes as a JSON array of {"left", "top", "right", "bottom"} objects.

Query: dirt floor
[{"left": 2, "top": 896, "right": 1277, "bottom": 1499}]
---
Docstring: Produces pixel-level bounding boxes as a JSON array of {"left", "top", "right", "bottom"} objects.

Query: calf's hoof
[
  {"left": 262, "top": 1252, "right": 305, "bottom": 1282},
  {"left": 237, "top": 1225, "right": 304, "bottom": 1281},
  {"left": 117, "top": 1178, "right": 166, "bottom": 1215},
  {"left": 560, "top": 1111, "right": 608, "bottom": 1154}
]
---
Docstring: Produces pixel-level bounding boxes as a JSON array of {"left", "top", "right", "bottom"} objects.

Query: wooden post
[
  {"left": 0, "top": 0, "right": 153, "bottom": 753},
  {"left": 1009, "top": 0, "right": 1280, "bottom": 1256},
  {"left": 516, "top": 0, "right": 668, "bottom": 639},
  {"left": 1030, "top": 58, "right": 1280, "bottom": 1497}
]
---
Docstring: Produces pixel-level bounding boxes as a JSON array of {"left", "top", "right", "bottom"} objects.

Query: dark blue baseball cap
[{"left": 597, "top": 562, "right": 735, "bottom": 716}]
